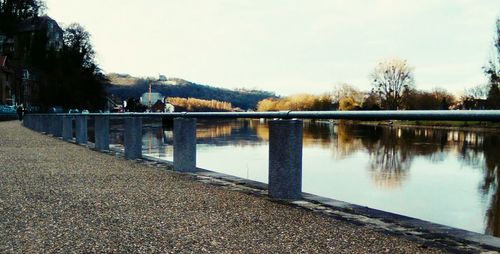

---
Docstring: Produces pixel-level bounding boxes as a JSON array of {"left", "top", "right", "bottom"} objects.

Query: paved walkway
[{"left": 0, "top": 121, "right": 446, "bottom": 253}]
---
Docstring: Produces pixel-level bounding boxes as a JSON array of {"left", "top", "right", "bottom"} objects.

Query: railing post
[
  {"left": 42, "top": 115, "right": 50, "bottom": 134},
  {"left": 36, "top": 115, "right": 42, "bottom": 132},
  {"left": 26, "top": 115, "right": 32, "bottom": 129},
  {"left": 94, "top": 115, "right": 110, "bottom": 151},
  {"left": 34, "top": 115, "right": 40, "bottom": 132},
  {"left": 173, "top": 118, "right": 197, "bottom": 172},
  {"left": 22, "top": 114, "right": 29, "bottom": 128},
  {"left": 124, "top": 117, "right": 142, "bottom": 159},
  {"left": 22, "top": 114, "right": 28, "bottom": 127},
  {"left": 75, "top": 115, "right": 88, "bottom": 144},
  {"left": 53, "top": 115, "right": 63, "bottom": 137},
  {"left": 62, "top": 115, "right": 73, "bottom": 141},
  {"left": 268, "top": 119, "right": 303, "bottom": 200},
  {"left": 49, "top": 115, "right": 57, "bottom": 136},
  {"left": 38, "top": 115, "right": 44, "bottom": 132}
]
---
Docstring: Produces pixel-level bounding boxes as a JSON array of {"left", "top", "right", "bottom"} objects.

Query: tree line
[
  {"left": 257, "top": 94, "right": 332, "bottom": 111},
  {"left": 167, "top": 97, "right": 233, "bottom": 112}
]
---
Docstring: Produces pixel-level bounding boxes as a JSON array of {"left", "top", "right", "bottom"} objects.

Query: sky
[{"left": 44, "top": 0, "right": 500, "bottom": 96}]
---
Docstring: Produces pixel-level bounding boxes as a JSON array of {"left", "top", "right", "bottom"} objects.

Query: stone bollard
[
  {"left": 38, "top": 115, "right": 44, "bottom": 132},
  {"left": 124, "top": 117, "right": 142, "bottom": 159},
  {"left": 49, "top": 115, "right": 58, "bottom": 136},
  {"left": 42, "top": 115, "right": 51, "bottom": 134},
  {"left": 26, "top": 115, "right": 31, "bottom": 129},
  {"left": 22, "top": 114, "right": 28, "bottom": 127},
  {"left": 62, "top": 116, "right": 73, "bottom": 141},
  {"left": 173, "top": 118, "right": 197, "bottom": 172},
  {"left": 36, "top": 115, "right": 43, "bottom": 132},
  {"left": 75, "top": 115, "right": 88, "bottom": 144},
  {"left": 33, "top": 115, "right": 40, "bottom": 132},
  {"left": 53, "top": 115, "right": 63, "bottom": 137},
  {"left": 268, "top": 119, "right": 303, "bottom": 200},
  {"left": 94, "top": 116, "right": 110, "bottom": 151},
  {"left": 22, "top": 115, "right": 29, "bottom": 128}
]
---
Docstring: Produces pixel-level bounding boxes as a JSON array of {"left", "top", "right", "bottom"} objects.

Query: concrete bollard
[
  {"left": 33, "top": 115, "right": 39, "bottom": 132},
  {"left": 124, "top": 117, "right": 142, "bottom": 159},
  {"left": 268, "top": 119, "right": 303, "bottom": 200},
  {"left": 38, "top": 115, "right": 44, "bottom": 132},
  {"left": 94, "top": 116, "right": 110, "bottom": 151},
  {"left": 36, "top": 115, "right": 42, "bottom": 132},
  {"left": 62, "top": 116, "right": 73, "bottom": 141},
  {"left": 22, "top": 115, "right": 29, "bottom": 128},
  {"left": 49, "top": 115, "right": 58, "bottom": 136},
  {"left": 75, "top": 115, "right": 88, "bottom": 144},
  {"left": 22, "top": 115, "right": 28, "bottom": 127},
  {"left": 42, "top": 115, "right": 51, "bottom": 134},
  {"left": 173, "top": 118, "right": 197, "bottom": 172},
  {"left": 26, "top": 115, "right": 31, "bottom": 129},
  {"left": 53, "top": 115, "right": 63, "bottom": 137}
]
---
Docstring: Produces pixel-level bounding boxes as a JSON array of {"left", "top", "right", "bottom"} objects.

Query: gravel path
[{"left": 0, "top": 121, "right": 447, "bottom": 253}]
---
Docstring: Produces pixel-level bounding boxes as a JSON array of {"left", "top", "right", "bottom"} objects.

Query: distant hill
[{"left": 105, "top": 73, "right": 276, "bottom": 110}]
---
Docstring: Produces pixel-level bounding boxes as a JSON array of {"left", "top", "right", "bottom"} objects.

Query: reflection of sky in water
[{"left": 109, "top": 119, "right": 499, "bottom": 237}]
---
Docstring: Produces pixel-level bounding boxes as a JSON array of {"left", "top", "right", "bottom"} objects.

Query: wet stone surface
[{"left": 0, "top": 121, "right": 459, "bottom": 253}]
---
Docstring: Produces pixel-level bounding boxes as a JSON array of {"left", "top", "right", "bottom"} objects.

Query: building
[
  {"left": 19, "top": 68, "right": 39, "bottom": 110},
  {"left": 140, "top": 92, "right": 164, "bottom": 107},
  {"left": 8, "top": 16, "right": 63, "bottom": 109},
  {"left": 16, "top": 16, "right": 64, "bottom": 62},
  {"left": 0, "top": 56, "right": 14, "bottom": 105}
]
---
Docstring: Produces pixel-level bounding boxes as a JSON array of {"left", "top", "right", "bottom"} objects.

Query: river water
[{"left": 108, "top": 119, "right": 500, "bottom": 237}]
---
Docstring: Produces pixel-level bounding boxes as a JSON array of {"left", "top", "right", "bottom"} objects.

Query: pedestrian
[{"left": 16, "top": 104, "right": 24, "bottom": 121}]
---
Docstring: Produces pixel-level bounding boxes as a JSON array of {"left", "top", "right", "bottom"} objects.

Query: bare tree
[
  {"left": 484, "top": 18, "right": 500, "bottom": 88},
  {"left": 331, "top": 83, "right": 363, "bottom": 103},
  {"left": 484, "top": 18, "right": 500, "bottom": 109},
  {"left": 370, "top": 57, "right": 415, "bottom": 110},
  {"left": 63, "top": 23, "right": 96, "bottom": 69},
  {"left": 466, "top": 84, "right": 488, "bottom": 99}
]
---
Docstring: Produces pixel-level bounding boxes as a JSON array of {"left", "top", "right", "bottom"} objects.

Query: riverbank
[
  {"left": 0, "top": 120, "right": 450, "bottom": 253},
  {"left": 337, "top": 119, "right": 500, "bottom": 133}
]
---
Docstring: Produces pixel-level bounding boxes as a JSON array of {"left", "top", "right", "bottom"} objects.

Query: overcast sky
[{"left": 45, "top": 0, "right": 500, "bottom": 96}]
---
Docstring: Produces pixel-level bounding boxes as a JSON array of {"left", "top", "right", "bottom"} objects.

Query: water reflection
[
  {"left": 108, "top": 119, "right": 500, "bottom": 236},
  {"left": 456, "top": 133, "right": 500, "bottom": 236}
]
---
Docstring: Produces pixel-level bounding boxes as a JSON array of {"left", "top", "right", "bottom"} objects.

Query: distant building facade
[
  {"left": 140, "top": 92, "right": 163, "bottom": 107},
  {"left": 19, "top": 68, "right": 39, "bottom": 110}
]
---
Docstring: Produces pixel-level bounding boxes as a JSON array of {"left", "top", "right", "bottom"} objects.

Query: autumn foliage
[
  {"left": 167, "top": 97, "right": 233, "bottom": 112},
  {"left": 257, "top": 94, "right": 332, "bottom": 111}
]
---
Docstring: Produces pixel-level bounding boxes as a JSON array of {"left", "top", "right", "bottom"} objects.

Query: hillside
[{"left": 105, "top": 73, "right": 276, "bottom": 110}]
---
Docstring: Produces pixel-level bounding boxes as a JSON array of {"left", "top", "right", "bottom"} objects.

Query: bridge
[{"left": 2, "top": 111, "right": 500, "bottom": 252}]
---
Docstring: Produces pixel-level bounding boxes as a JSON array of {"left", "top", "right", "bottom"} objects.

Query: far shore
[{"left": 348, "top": 120, "right": 500, "bottom": 132}]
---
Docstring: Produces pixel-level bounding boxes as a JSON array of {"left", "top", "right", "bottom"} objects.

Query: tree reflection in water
[{"left": 456, "top": 132, "right": 500, "bottom": 236}]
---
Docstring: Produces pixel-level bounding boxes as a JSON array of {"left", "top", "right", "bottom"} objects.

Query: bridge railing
[{"left": 21, "top": 110, "right": 500, "bottom": 200}]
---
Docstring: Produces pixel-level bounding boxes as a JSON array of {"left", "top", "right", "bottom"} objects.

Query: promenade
[{"left": 0, "top": 120, "right": 447, "bottom": 253}]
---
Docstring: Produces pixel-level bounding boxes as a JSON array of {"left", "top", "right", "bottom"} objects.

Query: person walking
[{"left": 16, "top": 104, "right": 24, "bottom": 121}]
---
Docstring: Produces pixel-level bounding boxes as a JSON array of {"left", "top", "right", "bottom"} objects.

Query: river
[{"left": 107, "top": 119, "right": 500, "bottom": 237}]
